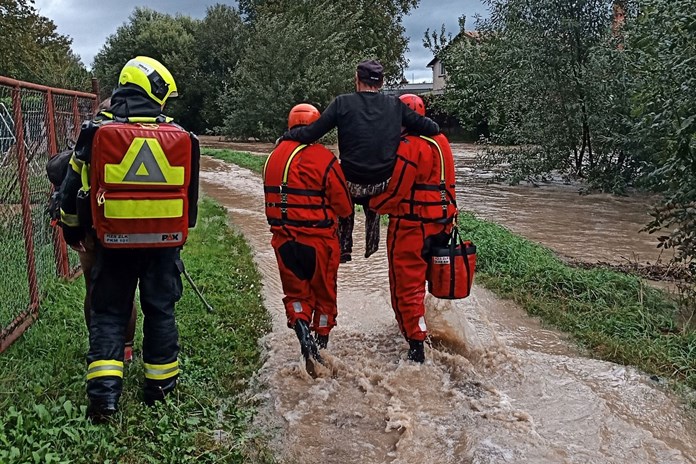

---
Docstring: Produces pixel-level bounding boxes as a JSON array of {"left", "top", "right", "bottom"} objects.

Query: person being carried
[
  {"left": 369, "top": 94, "right": 458, "bottom": 363},
  {"left": 59, "top": 56, "right": 200, "bottom": 422},
  {"left": 264, "top": 103, "right": 353, "bottom": 374},
  {"left": 280, "top": 59, "right": 439, "bottom": 263}
]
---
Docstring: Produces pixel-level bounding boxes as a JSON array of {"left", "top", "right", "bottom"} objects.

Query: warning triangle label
[{"left": 122, "top": 142, "right": 166, "bottom": 183}]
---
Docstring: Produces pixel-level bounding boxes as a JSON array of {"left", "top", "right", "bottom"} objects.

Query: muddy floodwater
[
  {"left": 200, "top": 156, "right": 695, "bottom": 464},
  {"left": 451, "top": 144, "right": 668, "bottom": 265}
]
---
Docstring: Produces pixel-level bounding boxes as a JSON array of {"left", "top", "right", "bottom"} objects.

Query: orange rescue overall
[
  {"left": 370, "top": 134, "right": 457, "bottom": 341},
  {"left": 264, "top": 141, "right": 353, "bottom": 335}
]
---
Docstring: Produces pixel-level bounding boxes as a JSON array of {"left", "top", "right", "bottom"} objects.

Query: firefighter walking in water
[
  {"left": 264, "top": 104, "right": 352, "bottom": 372},
  {"left": 59, "top": 56, "right": 200, "bottom": 422},
  {"left": 369, "top": 94, "right": 457, "bottom": 363}
]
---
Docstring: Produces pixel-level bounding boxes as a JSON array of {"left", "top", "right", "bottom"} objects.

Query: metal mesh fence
[{"left": 0, "top": 77, "right": 96, "bottom": 352}]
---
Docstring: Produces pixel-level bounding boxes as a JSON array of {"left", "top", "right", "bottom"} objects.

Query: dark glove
[
  {"left": 46, "top": 191, "right": 61, "bottom": 222},
  {"left": 61, "top": 225, "right": 85, "bottom": 246}
]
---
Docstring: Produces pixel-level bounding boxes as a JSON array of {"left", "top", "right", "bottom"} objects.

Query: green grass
[
  {"left": 202, "top": 148, "right": 268, "bottom": 173},
  {"left": 0, "top": 208, "right": 60, "bottom": 327},
  {"left": 0, "top": 198, "right": 273, "bottom": 463},
  {"left": 203, "top": 147, "right": 695, "bottom": 399},
  {"left": 458, "top": 213, "right": 696, "bottom": 393}
]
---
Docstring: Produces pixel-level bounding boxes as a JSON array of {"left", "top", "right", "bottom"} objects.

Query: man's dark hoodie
[{"left": 282, "top": 92, "right": 440, "bottom": 185}]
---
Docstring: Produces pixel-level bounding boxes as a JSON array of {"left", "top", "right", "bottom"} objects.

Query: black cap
[{"left": 356, "top": 59, "right": 384, "bottom": 85}]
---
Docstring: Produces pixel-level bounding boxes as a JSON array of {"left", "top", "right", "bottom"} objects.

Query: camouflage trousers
[{"left": 338, "top": 179, "right": 389, "bottom": 261}]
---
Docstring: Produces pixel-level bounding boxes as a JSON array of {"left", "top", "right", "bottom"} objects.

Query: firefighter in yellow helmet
[{"left": 58, "top": 56, "right": 200, "bottom": 422}]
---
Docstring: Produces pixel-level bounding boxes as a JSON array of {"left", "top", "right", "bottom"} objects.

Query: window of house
[{"left": 439, "top": 62, "right": 446, "bottom": 76}]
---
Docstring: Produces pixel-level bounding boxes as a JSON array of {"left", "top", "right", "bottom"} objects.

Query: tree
[
  {"left": 238, "top": 0, "right": 419, "bottom": 84},
  {"left": 195, "top": 4, "right": 247, "bottom": 130},
  {"left": 633, "top": 0, "right": 696, "bottom": 285},
  {"left": 0, "top": 0, "right": 90, "bottom": 89},
  {"left": 92, "top": 8, "right": 202, "bottom": 130},
  {"left": 434, "top": 0, "right": 637, "bottom": 187},
  {"left": 218, "top": 0, "right": 362, "bottom": 140}
]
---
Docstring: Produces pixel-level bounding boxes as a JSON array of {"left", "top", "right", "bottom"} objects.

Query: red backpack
[{"left": 90, "top": 121, "right": 192, "bottom": 248}]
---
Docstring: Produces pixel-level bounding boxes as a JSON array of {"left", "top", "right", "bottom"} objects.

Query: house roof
[
  {"left": 382, "top": 82, "right": 434, "bottom": 96},
  {"left": 426, "top": 31, "right": 480, "bottom": 67}
]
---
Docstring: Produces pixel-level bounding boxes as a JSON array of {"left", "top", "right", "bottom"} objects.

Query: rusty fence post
[
  {"left": 11, "top": 87, "right": 40, "bottom": 310},
  {"left": 45, "top": 90, "right": 71, "bottom": 278}
]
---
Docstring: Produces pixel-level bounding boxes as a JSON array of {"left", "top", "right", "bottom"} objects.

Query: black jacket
[{"left": 283, "top": 92, "right": 439, "bottom": 184}]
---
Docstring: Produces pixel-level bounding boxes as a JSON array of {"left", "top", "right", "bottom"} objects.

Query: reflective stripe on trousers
[
  {"left": 144, "top": 360, "right": 180, "bottom": 380},
  {"left": 86, "top": 360, "right": 124, "bottom": 380}
]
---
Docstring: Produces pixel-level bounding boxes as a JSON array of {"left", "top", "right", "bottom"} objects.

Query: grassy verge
[
  {"left": 0, "top": 197, "right": 273, "bottom": 463},
  {"left": 202, "top": 148, "right": 268, "bottom": 173},
  {"left": 203, "top": 147, "right": 695, "bottom": 400},
  {"left": 458, "top": 213, "right": 695, "bottom": 395}
]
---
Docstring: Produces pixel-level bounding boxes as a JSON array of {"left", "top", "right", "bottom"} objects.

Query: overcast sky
[{"left": 34, "top": 0, "right": 487, "bottom": 83}]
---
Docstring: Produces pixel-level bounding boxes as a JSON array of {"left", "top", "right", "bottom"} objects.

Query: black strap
[
  {"left": 412, "top": 183, "right": 441, "bottom": 191},
  {"left": 264, "top": 186, "right": 324, "bottom": 196},
  {"left": 266, "top": 203, "right": 325, "bottom": 210},
  {"left": 268, "top": 218, "right": 333, "bottom": 228}
]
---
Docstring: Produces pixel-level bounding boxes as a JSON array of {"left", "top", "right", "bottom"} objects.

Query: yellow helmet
[{"left": 118, "top": 56, "right": 178, "bottom": 106}]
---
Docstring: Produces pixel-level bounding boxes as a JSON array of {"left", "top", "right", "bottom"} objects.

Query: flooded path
[
  {"left": 201, "top": 156, "right": 695, "bottom": 464},
  {"left": 452, "top": 144, "right": 667, "bottom": 265}
]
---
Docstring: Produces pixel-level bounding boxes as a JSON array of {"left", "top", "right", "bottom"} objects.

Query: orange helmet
[
  {"left": 400, "top": 93, "right": 426, "bottom": 116},
  {"left": 288, "top": 103, "right": 320, "bottom": 129}
]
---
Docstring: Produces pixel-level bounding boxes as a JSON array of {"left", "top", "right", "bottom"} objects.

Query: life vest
[
  {"left": 263, "top": 141, "right": 335, "bottom": 228},
  {"left": 395, "top": 134, "right": 457, "bottom": 222},
  {"left": 88, "top": 119, "right": 193, "bottom": 248}
]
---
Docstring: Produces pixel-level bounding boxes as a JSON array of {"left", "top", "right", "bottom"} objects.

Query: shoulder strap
[
  {"left": 282, "top": 144, "right": 308, "bottom": 186},
  {"left": 419, "top": 135, "right": 445, "bottom": 184}
]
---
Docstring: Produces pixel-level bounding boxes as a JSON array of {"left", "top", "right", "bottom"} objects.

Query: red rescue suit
[
  {"left": 264, "top": 141, "right": 353, "bottom": 335},
  {"left": 369, "top": 134, "right": 457, "bottom": 341}
]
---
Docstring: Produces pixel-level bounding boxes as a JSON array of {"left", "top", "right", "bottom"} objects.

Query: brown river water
[
  {"left": 451, "top": 144, "right": 668, "bottom": 266},
  {"left": 200, "top": 155, "right": 695, "bottom": 464}
]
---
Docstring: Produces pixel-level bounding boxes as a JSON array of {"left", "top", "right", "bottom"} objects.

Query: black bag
[
  {"left": 46, "top": 148, "right": 73, "bottom": 188},
  {"left": 45, "top": 148, "right": 73, "bottom": 222}
]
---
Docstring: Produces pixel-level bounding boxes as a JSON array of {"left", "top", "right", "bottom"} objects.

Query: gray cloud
[
  {"left": 34, "top": 0, "right": 487, "bottom": 82},
  {"left": 403, "top": 0, "right": 487, "bottom": 82}
]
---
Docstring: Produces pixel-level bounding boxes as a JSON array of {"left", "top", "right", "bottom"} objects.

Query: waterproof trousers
[
  {"left": 86, "top": 245, "right": 182, "bottom": 403},
  {"left": 387, "top": 218, "right": 449, "bottom": 341},
  {"left": 271, "top": 227, "right": 340, "bottom": 336},
  {"left": 338, "top": 179, "right": 389, "bottom": 260}
]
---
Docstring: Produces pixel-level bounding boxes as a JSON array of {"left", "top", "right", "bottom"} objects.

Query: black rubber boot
[
  {"left": 407, "top": 339, "right": 425, "bottom": 363},
  {"left": 294, "top": 319, "right": 322, "bottom": 362},
  {"left": 315, "top": 333, "right": 329, "bottom": 350},
  {"left": 143, "top": 378, "right": 178, "bottom": 406},
  {"left": 86, "top": 398, "right": 118, "bottom": 424}
]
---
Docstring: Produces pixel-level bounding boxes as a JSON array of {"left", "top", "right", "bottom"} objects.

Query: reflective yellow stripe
[
  {"left": 144, "top": 361, "right": 178, "bottom": 370},
  {"left": 86, "top": 369, "right": 124, "bottom": 380},
  {"left": 69, "top": 155, "right": 83, "bottom": 174},
  {"left": 86, "top": 360, "right": 124, "bottom": 380},
  {"left": 80, "top": 164, "right": 90, "bottom": 191},
  {"left": 263, "top": 149, "right": 274, "bottom": 179},
  {"left": 89, "top": 360, "right": 124, "bottom": 369},
  {"left": 100, "top": 113, "right": 172, "bottom": 123},
  {"left": 144, "top": 360, "right": 179, "bottom": 380},
  {"left": 420, "top": 136, "right": 445, "bottom": 182},
  {"left": 104, "top": 198, "right": 183, "bottom": 219},
  {"left": 104, "top": 137, "right": 184, "bottom": 186},
  {"left": 60, "top": 209, "right": 79, "bottom": 227},
  {"left": 282, "top": 144, "right": 307, "bottom": 184},
  {"left": 144, "top": 369, "right": 179, "bottom": 380}
]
